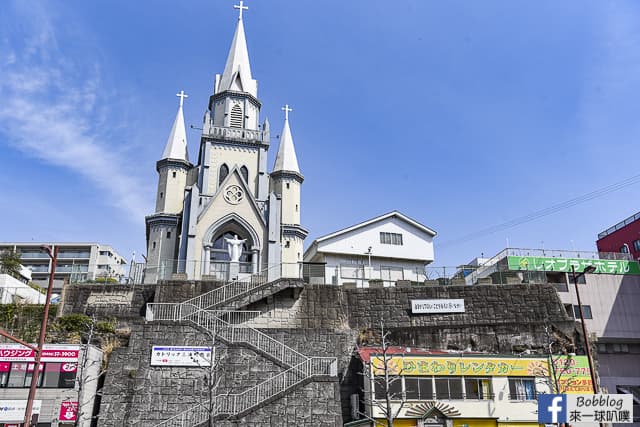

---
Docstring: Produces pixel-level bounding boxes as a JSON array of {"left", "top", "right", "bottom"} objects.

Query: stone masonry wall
[
  {"left": 98, "top": 322, "right": 350, "bottom": 426},
  {"left": 91, "top": 281, "right": 577, "bottom": 426}
]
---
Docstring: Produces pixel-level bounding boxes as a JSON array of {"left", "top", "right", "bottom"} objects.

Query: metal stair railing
[
  {"left": 147, "top": 303, "right": 309, "bottom": 367},
  {"left": 152, "top": 357, "right": 337, "bottom": 427},
  {"left": 179, "top": 262, "right": 301, "bottom": 311}
]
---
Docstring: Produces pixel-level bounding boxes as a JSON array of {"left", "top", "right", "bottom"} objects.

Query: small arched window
[
  {"left": 240, "top": 166, "right": 249, "bottom": 183},
  {"left": 229, "top": 104, "right": 243, "bottom": 128},
  {"left": 219, "top": 164, "right": 229, "bottom": 186}
]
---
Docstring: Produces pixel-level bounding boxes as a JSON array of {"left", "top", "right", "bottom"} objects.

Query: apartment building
[{"left": 0, "top": 243, "right": 127, "bottom": 291}]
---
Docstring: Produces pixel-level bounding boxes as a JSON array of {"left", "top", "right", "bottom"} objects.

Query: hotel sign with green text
[{"left": 507, "top": 256, "right": 640, "bottom": 275}]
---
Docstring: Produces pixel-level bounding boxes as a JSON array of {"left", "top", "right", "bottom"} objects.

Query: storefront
[{"left": 0, "top": 344, "right": 102, "bottom": 427}]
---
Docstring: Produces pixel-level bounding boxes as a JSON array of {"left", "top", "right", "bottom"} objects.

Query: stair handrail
[
  {"left": 147, "top": 303, "right": 309, "bottom": 367},
  {"left": 152, "top": 357, "right": 337, "bottom": 427}
]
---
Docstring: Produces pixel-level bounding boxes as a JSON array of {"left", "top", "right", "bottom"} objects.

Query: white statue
[{"left": 224, "top": 234, "right": 246, "bottom": 262}]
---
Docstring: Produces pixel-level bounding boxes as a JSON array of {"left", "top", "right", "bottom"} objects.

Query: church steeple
[
  {"left": 273, "top": 104, "right": 300, "bottom": 174},
  {"left": 161, "top": 91, "right": 189, "bottom": 162},
  {"left": 215, "top": 1, "right": 257, "bottom": 98}
]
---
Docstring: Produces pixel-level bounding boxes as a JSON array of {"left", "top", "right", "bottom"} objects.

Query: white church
[{"left": 144, "top": 2, "right": 306, "bottom": 283}]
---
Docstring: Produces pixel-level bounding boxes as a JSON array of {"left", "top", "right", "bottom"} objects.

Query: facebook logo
[{"left": 538, "top": 394, "right": 567, "bottom": 423}]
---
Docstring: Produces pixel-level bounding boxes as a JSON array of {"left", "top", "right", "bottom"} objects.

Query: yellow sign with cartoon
[{"left": 371, "top": 356, "right": 549, "bottom": 377}]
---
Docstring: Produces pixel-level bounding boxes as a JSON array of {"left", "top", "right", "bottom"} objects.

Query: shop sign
[
  {"left": 151, "top": 346, "right": 212, "bottom": 367},
  {"left": 372, "top": 356, "right": 549, "bottom": 377},
  {"left": 507, "top": 256, "right": 640, "bottom": 275},
  {"left": 411, "top": 299, "right": 465, "bottom": 314},
  {"left": 553, "top": 355, "right": 593, "bottom": 394},
  {"left": 59, "top": 401, "right": 78, "bottom": 422},
  {"left": 0, "top": 344, "right": 80, "bottom": 362},
  {"left": 0, "top": 400, "right": 42, "bottom": 422}
]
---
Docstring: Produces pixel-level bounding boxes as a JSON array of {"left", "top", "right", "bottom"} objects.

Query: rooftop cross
[
  {"left": 281, "top": 104, "right": 292, "bottom": 121},
  {"left": 176, "top": 90, "right": 188, "bottom": 108},
  {"left": 233, "top": 0, "right": 248, "bottom": 20}
]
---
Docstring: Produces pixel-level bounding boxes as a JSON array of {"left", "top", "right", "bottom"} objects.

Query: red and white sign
[
  {"left": 59, "top": 401, "right": 78, "bottom": 422},
  {"left": 0, "top": 344, "right": 80, "bottom": 362}
]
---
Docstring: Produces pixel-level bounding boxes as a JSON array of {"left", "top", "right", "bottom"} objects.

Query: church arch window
[
  {"left": 172, "top": 171, "right": 177, "bottom": 178},
  {"left": 240, "top": 166, "right": 249, "bottom": 183},
  {"left": 219, "top": 164, "right": 229, "bottom": 186},
  {"left": 230, "top": 104, "right": 243, "bottom": 128}
]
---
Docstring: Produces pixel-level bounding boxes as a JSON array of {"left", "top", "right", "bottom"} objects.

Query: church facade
[{"left": 144, "top": 5, "right": 306, "bottom": 283}]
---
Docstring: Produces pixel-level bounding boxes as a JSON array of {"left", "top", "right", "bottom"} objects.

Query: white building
[
  {"left": 303, "top": 211, "right": 436, "bottom": 286},
  {"left": 144, "top": 6, "right": 306, "bottom": 283},
  {"left": 0, "top": 243, "right": 128, "bottom": 291}
]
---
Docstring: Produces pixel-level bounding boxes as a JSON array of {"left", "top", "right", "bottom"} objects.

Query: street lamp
[{"left": 571, "top": 265, "right": 598, "bottom": 393}]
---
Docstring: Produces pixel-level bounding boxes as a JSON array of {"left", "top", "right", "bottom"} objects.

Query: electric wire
[{"left": 437, "top": 173, "right": 640, "bottom": 248}]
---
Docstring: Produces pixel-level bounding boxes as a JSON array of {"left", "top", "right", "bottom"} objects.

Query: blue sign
[{"left": 539, "top": 394, "right": 567, "bottom": 424}]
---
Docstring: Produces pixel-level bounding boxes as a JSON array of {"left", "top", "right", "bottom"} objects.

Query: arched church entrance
[{"left": 202, "top": 219, "right": 260, "bottom": 280}]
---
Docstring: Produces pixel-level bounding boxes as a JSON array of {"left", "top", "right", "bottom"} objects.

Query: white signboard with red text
[
  {"left": 151, "top": 346, "right": 212, "bottom": 367},
  {"left": 0, "top": 344, "right": 80, "bottom": 362}
]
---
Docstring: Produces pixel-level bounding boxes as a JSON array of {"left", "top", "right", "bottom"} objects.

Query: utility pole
[
  {"left": 570, "top": 265, "right": 598, "bottom": 393},
  {"left": 23, "top": 245, "right": 59, "bottom": 426}
]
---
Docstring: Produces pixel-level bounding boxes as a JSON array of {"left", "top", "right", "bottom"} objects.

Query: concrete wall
[{"left": 557, "top": 274, "right": 640, "bottom": 339}]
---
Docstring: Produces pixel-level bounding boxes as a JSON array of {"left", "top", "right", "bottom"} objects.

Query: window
[
  {"left": 172, "top": 171, "right": 177, "bottom": 178},
  {"left": 286, "top": 182, "right": 290, "bottom": 189},
  {"left": 435, "top": 377, "right": 463, "bottom": 399},
  {"left": 285, "top": 241, "right": 290, "bottom": 248},
  {"left": 373, "top": 376, "right": 403, "bottom": 400},
  {"left": 465, "top": 377, "right": 492, "bottom": 399},
  {"left": 564, "top": 304, "right": 574, "bottom": 318},
  {"left": 405, "top": 377, "right": 433, "bottom": 400},
  {"left": 508, "top": 377, "right": 536, "bottom": 400},
  {"left": 620, "top": 245, "right": 630, "bottom": 254},
  {"left": 634, "top": 240, "right": 640, "bottom": 252},
  {"left": 152, "top": 242, "right": 156, "bottom": 250},
  {"left": 160, "top": 192, "right": 163, "bottom": 199},
  {"left": 230, "top": 104, "right": 243, "bottom": 128},
  {"left": 240, "top": 166, "right": 249, "bottom": 183},
  {"left": 295, "top": 204, "right": 298, "bottom": 212},
  {"left": 566, "top": 272, "right": 586, "bottom": 284},
  {"left": 167, "top": 231, "right": 171, "bottom": 239},
  {"left": 219, "top": 164, "right": 229, "bottom": 186},
  {"left": 573, "top": 305, "right": 593, "bottom": 319},
  {"left": 380, "top": 232, "right": 403, "bottom": 245}
]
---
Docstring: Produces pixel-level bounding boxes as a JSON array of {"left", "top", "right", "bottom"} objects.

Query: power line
[{"left": 438, "top": 173, "right": 640, "bottom": 248}]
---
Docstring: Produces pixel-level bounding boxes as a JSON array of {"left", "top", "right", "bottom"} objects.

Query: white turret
[
  {"left": 270, "top": 105, "right": 307, "bottom": 270},
  {"left": 155, "top": 91, "right": 192, "bottom": 214}
]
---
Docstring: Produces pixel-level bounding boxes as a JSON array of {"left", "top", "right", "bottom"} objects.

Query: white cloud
[{"left": 0, "top": 1, "right": 153, "bottom": 222}]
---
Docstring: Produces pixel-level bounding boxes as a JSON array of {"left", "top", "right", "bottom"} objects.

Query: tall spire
[
  {"left": 215, "top": 2, "right": 257, "bottom": 97},
  {"left": 161, "top": 91, "right": 189, "bottom": 162},
  {"left": 273, "top": 104, "right": 300, "bottom": 173}
]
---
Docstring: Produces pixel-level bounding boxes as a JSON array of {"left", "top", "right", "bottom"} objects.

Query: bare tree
[
  {"left": 544, "top": 325, "right": 580, "bottom": 394},
  {"left": 189, "top": 330, "right": 229, "bottom": 427},
  {"left": 354, "top": 320, "right": 407, "bottom": 427}
]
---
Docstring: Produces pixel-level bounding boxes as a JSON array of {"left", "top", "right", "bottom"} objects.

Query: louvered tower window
[
  {"left": 229, "top": 104, "right": 243, "bottom": 128},
  {"left": 240, "top": 166, "right": 249, "bottom": 183}
]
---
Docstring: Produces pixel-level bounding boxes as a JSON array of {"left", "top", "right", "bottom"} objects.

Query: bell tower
[
  {"left": 270, "top": 105, "right": 308, "bottom": 275},
  {"left": 145, "top": 91, "right": 192, "bottom": 283}
]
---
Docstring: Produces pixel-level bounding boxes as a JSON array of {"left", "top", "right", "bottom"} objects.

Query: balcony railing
[{"left": 205, "top": 125, "right": 269, "bottom": 143}]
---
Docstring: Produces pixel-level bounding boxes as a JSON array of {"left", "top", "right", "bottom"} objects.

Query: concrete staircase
[{"left": 147, "top": 275, "right": 337, "bottom": 426}]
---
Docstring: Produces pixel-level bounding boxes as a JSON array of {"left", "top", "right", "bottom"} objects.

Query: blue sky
[{"left": 1, "top": 0, "right": 639, "bottom": 268}]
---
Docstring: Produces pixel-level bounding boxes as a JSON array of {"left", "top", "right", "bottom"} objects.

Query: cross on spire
[
  {"left": 233, "top": 0, "right": 248, "bottom": 20},
  {"left": 282, "top": 104, "right": 292, "bottom": 121},
  {"left": 176, "top": 90, "right": 188, "bottom": 108}
]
